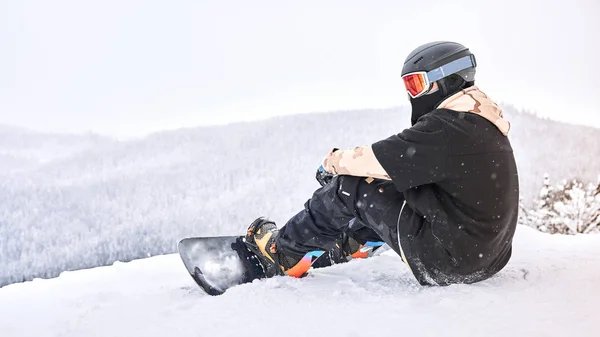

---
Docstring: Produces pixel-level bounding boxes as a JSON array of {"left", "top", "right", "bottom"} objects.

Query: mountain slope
[
  {"left": 0, "top": 226, "right": 597, "bottom": 337},
  {"left": 1, "top": 107, "right": 599, "bottom": 287}
]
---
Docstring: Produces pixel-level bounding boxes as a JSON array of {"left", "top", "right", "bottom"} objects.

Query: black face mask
[
  {"left": 408, "top": 75, "right": 471, "bottom": 125},
  {"left": 409, "top": 88, "right": 446, "bottom": 125}
]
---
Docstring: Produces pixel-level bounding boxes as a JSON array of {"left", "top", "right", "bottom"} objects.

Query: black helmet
[
  {"left": 402, "top": 41, "right": 477, "bottom": 125},
  {"left": 402, "top": 41, "right": 476, "bottom": 98}
]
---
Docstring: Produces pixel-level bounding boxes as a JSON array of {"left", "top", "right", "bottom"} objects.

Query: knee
[
  {"left": 311, "top": 175, "right": 361, "bottom": 212},
  {"left": 333, "top": 175, "right": 363, "bottom": 200}
]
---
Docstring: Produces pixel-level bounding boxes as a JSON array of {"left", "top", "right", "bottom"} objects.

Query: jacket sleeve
[
  {"left": 322, "top": 146, "right": 391, "bottom": 180},
  {"left": 370, "top": 115, "right": 449, "bottom": 192}
]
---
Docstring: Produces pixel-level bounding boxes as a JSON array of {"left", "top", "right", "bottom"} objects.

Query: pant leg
[
  {"left": 277, "top": 175, "right": 404, "bottom": 258},
  {"left": 353, "top": 177, "right": 405, "bottom": 257},
  {"left": 277, "top": 175, "right": 355, "bottom": 257},
  {"left": 346, "top": 218, "right": 385, "bottom": 244}
]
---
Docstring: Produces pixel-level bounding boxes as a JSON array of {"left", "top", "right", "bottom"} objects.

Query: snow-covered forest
[
  {"left": 1, "top": 106, "right": 599, "bottom": 287},
  {"left": 520, "top": 175, "right": 600, "bottom": 234}
]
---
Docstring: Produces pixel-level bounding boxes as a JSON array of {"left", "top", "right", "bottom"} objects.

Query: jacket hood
[{"left": 438, "top": 86, "right": 510, "bottom": 136}]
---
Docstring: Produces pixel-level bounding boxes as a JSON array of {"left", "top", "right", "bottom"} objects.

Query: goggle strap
[{"left": 426, "top": 55, "right": 476, "bottom": 82}]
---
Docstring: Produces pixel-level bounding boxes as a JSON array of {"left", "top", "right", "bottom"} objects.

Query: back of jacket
[{"left": 372, "top": 86, "right": 519, "bottom": 285}]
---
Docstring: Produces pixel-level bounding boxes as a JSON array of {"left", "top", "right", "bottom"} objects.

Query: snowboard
[
  {"left": 178, "top": 235, "right": 384, "bottom": 295},
  {"left": 178, "top": 236, "right": 265, "bottom": 295}
]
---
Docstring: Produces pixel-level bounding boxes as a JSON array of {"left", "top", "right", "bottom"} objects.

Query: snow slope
[{"left": 0, "top": 226, "right": 598, "bottom": 337}]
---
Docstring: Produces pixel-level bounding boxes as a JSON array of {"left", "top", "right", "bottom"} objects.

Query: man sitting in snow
[{"left": 245, "top": 41, "right": 519, "bottom": 286}]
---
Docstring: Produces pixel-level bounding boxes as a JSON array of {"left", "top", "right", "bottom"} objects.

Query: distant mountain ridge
[
  {"left": 0, "top": 124, "right": 113, "bottom": 171},
  {"left": 0, "top": 106, "right": 598, "bottom": 286}
]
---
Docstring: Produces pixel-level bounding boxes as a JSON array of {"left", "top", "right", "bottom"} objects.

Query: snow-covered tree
[{"left": 522, "top": 174, "right": 600, "bottom": 234}]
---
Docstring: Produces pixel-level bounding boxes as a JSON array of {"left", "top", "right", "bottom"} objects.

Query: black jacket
[{"left": 371, "top": 104, "right": 519, "bottom": 285}]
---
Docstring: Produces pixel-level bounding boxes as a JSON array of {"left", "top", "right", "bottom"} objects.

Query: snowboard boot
[
  {"left": 245, "top": 217, "right": 324, "bottom": 278},
  {"left": 344, "top": 236, "right": 384, "bottom": 259}
]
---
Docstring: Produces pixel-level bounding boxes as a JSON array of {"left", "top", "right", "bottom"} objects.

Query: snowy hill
[
  {"left": 1, "top": 107, "right": 599, "bottom": 287},
  {"left": 0, "top": 124, "right": 113, "bottom": 172},
  {"left": 0, "top": 226, "right": 597, "bottom": 337}
]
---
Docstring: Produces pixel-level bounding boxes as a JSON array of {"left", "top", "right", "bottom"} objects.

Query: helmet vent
[{"left": 413, "top": 56, "right": 423, "bottom": 65}]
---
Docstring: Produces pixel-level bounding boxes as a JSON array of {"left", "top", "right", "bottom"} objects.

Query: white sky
[{"left": 1, "top": 0, "right": 598, "bottom": 137}]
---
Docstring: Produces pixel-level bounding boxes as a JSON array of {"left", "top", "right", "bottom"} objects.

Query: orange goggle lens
[{"left": 402, "top": 73, "right": 428, "bottom": 98}]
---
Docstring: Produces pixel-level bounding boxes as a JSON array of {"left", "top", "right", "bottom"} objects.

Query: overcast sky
[{"left": 1, "top": 0, "right": 598, "bottom": 138}]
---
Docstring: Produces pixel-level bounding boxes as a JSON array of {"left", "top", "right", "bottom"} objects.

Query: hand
[{"left": 316, "top": 165, "right": 335, "bottom": 187}]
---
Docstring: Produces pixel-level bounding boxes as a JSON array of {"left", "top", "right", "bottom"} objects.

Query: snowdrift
[{"left": 0, "top": 226, "right": 597, "bottom": 337}]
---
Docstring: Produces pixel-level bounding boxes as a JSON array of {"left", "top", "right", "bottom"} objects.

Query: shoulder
[
  {"left": 427, "top": 108, "right": 464, "bottom": 122},
  {"left": 412, "top": 111, "right": 449, "bottom": 132},
  {"left": 428, "top": 108, "right": 491, "bottom": 130},
  {"left": 395, "top": 113, "right": 449, "bottom": 150}
]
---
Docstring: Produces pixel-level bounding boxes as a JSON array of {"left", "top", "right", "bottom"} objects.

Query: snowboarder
[{"left": 246, "top": 41, "right": 519, "bottom": 286}]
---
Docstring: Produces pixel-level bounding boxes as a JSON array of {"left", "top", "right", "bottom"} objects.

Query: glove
[
  {"left": 316, "top": 147, "right": 339, "bottom": 186},
  {"left": 316, "top": 165, "right": 335, "bottom": 187}
]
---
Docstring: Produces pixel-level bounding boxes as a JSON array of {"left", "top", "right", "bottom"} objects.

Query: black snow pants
[{"left": 277, "top": 175, "right": 406, "bottom": 259}]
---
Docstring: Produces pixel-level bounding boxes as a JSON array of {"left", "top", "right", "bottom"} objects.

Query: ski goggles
[{"left": 402, "top": 55, "right": 477, "bottom": 98}]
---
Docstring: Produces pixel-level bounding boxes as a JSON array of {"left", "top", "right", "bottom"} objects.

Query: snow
[{"left": 1, "top": 226, "right": 597, "bottom": 337}]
